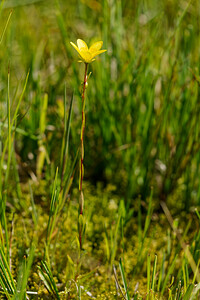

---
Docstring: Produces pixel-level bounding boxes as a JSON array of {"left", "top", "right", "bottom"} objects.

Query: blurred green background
[{"left": 0, "top": 0, "right": 200, "bottom": 210}]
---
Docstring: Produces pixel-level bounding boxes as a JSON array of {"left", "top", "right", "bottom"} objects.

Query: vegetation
[{"left": 0, "top": 0, "right": 200, "bottom": 298}]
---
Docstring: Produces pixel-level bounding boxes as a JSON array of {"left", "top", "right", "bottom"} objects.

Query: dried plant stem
[{"left": 79, "top": 62, "right": 88, "bottom": 250}]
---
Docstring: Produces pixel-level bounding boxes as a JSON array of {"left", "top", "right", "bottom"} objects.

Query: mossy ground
[{"left": 2, "top": 179, "right": 198, "bottom": 299}]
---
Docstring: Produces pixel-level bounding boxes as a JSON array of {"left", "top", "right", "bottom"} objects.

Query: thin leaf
[{"left": 119, "top": 258, "right": 130, "bottom": 300}]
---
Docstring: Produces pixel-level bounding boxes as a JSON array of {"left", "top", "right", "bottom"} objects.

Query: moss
[{"left": 2, "top": 180, "right": 198, "bottom": 299}]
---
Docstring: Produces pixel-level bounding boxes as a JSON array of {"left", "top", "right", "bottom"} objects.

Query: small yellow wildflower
[{"left": 70, "top": 39, "right": 106, "bottom": 63}]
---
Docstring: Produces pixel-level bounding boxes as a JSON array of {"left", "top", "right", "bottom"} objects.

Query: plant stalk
[{"left": 79, "top": 62, "right": 88, "bottom": 249}]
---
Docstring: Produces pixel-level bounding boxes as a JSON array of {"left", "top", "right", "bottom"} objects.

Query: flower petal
[
  {"left": 80, "top": 50, "right": 93, "bottom": 63},
  {"left": 70, "top": 41, "right": 80, "bottom": 53},
  {"left": 91, "top": 49, "right": 107, "bottom": 59},
  {"left": 89, "top": 41, "right": 103, "bottom": 53},
  {"left": 70, "top": 42, "right": 86, "bottom": 61},
  {"left": 77, "top": 39, "right": 88, "bottom": 51},
  {"left": 71, "top": 39, "right": 106, "bottom": 63}
]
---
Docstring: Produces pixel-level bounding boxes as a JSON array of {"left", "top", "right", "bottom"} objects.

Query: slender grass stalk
[
  {"left": 157, "top": 252, "right": 165, "bottom": 292},
  {"left": 5, "top": 68, "right": 11, "bottom": 188},
  {"left": 151, "top": 255, "right": 157, "bottom": 293},
  {"left": 147, "top": 254, "right": 151, "bottom": 300},
  {"left": 0, "top": 10, "right": 12, "bottom": 45},
  {"left": 78, "top": 62, "right": 88, "bottom": 250},
  {"left": 46, "top": 167, "right": 59, "bottom": 248},
  {"left": 2, "top": 68, "right": 12, "bottom": 260},
  {"left": 161, "top": 254, "right": 178, "bottom": 296},
  {"left": 0, "top": 120, "right": 2, "bottom": 204},
  {"left": 0, "top": 0, "right": 5, "bottom": 14},
  {"left": 60, "top": 84, "right": 68, "bottom": 181},
  {"left": 36, "top": 93, "right": 49, "bottom": 178},
  {"left": 182, "top": 258, "right": 187, "bottom": 293},
  {"left": 60, "top": 91, "right": 74, "bottom": 186},
  {"left": 119, "top": 258, "right": 130, "bottom": 300}
]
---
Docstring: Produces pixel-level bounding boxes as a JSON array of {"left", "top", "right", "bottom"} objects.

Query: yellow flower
[{"left": 70, "top": 39, "right": 106, "bottom": 63}]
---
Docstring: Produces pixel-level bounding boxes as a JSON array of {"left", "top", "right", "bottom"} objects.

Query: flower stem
[{"left": 79, "top": 62, "right": 88, "bottom": 249}]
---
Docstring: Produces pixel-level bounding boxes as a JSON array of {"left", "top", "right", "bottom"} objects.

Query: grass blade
[
  {"left": 38, "top": 260, "right": 60, "bottom": 299},
  {"left": 119, "top": 258, "right": 130, "bottom": 300},
  {"left": 0, "top": 10, "right": 12, "bottom": 44},
  {"left": 60, "top": 92, "right": 74, "bottom": 181},
  {"left": 0, "top": 246, "right": 16, "bottom": 296},
  {"left": 182, "top": 283, "right": 194, "bottom": 300}
]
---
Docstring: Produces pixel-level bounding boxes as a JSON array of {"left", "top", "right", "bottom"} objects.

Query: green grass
[{"left": 0, "top": 0, "right": 200, "bottom": 298}]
